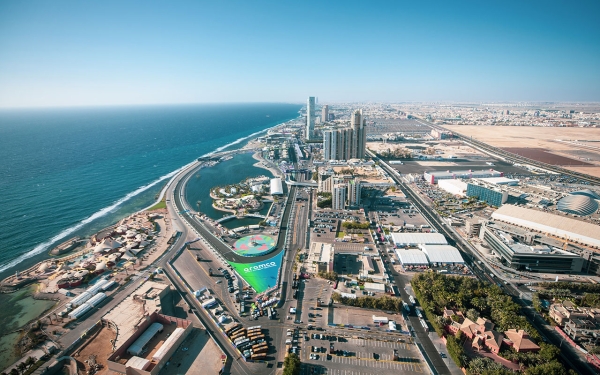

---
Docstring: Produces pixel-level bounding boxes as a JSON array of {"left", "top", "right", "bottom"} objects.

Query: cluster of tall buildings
[
  {"left": 322, "top": 109, "right": 367, "bottom": 161},
  {"left": 318, "top": 170, "right": 362, "bottom": 209}
]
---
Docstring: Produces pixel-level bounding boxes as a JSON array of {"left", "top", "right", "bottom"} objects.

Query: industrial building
[
  {"left": 467, "top": 180, "right": 508, "bottom": 207},
  {"left": 423, "top": 169, "right": 503, "bottom": 184},
  {"left": 492, "top": 204, "right": 600, "bottom": 249},
  {"left": 364, "top": 282, "right": 386, "bottom": 293},
  {"left": 391, "top": 232, "right": 448, "bottom": 247},
  {"left": 420, "top": 245, "right": 465, "bottom": 265},
  {"left": 438, "top": 179, "right": 467, "bottom": 197},
  {"left": 107, "top": 313, "right": 193, "bottom": 375},
  {"left": 270, "top": 177, "right": 283, "bottom": 195},
  {"left": 395, "top": 249, "right": 429, "bottom": 266},
  {"left": 480, "top": 223, "right": 584, "bottom": 273},
  {"left": 478, "top": 177, "right": 519, "bottom": 186}
]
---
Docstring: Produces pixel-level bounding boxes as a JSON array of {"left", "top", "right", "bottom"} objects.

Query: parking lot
[{"left": 301, "top": 335, "right": 423, "bottom": 375}]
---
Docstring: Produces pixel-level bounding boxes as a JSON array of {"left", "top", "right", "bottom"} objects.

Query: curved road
[{"left": 172, "top": 162, "right": 296, "bottom": 264}]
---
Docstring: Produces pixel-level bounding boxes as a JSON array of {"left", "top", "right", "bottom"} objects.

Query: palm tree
[
  {"left": 25, "top": 357, "right": 36, "bottom": 369},
  {"left": 16, "top": 362, "right": 26, "bottom": 374}
]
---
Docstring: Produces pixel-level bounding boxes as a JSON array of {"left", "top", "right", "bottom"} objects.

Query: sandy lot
[{"left": 442, "top": 125, "right": 600, "bottom": 177}]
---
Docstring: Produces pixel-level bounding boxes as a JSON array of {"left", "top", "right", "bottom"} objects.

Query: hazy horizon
[{"left": 1, "top": 0, "right": 599, "bottom": 108}]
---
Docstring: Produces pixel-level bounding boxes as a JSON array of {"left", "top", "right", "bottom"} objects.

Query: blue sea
[{"left": 0, "top": 103, "right": 301, "bottom": 279}]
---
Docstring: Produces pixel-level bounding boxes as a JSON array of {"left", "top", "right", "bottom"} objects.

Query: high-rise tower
[
  {"left": 350, "top": 109, "right": 367, "bottom": 159},
  {"left": 306, "top": 96, "right": 315, "bottom": 140},
  {"left": 321, "top": 105, "right": 329, "bottom": 123}
]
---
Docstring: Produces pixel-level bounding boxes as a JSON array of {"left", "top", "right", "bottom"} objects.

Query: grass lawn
[
  {"left": 148, "top": 199, "right": 166, "bottom": 211},
  {"left": 336, "top": 231, "right": 346, "bottom": 238}
]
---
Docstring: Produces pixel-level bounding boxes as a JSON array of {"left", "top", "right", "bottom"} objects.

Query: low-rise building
[{"left": 480, "top": 223, "right": 584, "bottom": 273}]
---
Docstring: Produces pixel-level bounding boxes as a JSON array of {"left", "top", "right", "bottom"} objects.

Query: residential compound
[
  {"left": 323, "top": 109, "right": 367, "bottom": 161},
  {"left": 444, "top": 309, "right": 540, "bottom": 354},
  {"left": 549, "top": 301, "right": 600, "bottom": 347}
]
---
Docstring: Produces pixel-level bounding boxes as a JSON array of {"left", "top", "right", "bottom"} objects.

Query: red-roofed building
[{"left": 503, "top": 329, "right": 540, "bottom": 353}]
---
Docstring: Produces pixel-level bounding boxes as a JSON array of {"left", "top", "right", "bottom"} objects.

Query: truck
[{"left": 372, "top": 315, "right": 389, "bottom": 324}]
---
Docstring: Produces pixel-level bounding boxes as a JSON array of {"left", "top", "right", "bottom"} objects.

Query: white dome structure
[
  {"left": 570, "top": 189, "right": 600, "bottom": 200},
  {"left": 557, "top": 195, "right": 599, "bottom": 216}
]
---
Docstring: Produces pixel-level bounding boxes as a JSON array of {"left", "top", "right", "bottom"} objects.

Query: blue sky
[{"left": 0, "top": 0, "right": 599, "bottom": 107}]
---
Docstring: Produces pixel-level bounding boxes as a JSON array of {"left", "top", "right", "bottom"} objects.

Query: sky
[{"left": 0, "top": 0, "right": 599, "bottom": 107}]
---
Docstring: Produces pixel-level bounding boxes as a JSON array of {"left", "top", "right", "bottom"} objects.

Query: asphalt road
[{"left": 374, "top": 153, "right": 594, "bottom": 375}]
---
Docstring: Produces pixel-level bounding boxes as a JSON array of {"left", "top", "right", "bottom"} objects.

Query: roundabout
[{"left": 232, "top": 234, "right": 277, "bottom": 257}]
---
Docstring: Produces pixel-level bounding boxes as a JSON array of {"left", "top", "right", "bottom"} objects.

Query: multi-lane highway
[{"left": 373, "top": 152, "right": 594, "bottom": 375}]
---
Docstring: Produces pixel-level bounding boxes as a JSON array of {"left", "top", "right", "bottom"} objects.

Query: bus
[
  {"left": 253, "top": 346, "right": 268, "bottom": 354},
  {"left": 247, "top": 328, "right": 262, "bottom": 336},
  {"left": 247, "top": 325, "right": 261, "bottom": 331},
  {"left": 230, "top": 331, "right": 246, "bottom": 341},
  {"left": 248, "top": 334, "right": 265, "bottom": 341},
  {"left": 228, "top": 327, "right": 244, "bottom": 337},
  {"left": 225, "top": 324, "right": 242, "bottom": 336},
  {"left": 235, "top": 338, "right": 250, "bottom": 348},
  {"left": 252, "top": 342, "right": 268, "bottom": 350},
  {"left": 251, "top": 353, "right": 266, "bottom": 360}
]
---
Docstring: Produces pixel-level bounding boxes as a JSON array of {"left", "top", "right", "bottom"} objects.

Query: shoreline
[
  {"left": 0, "top": 117, "right": 298, "bottom": 280},
  {"left": 1, "top": 119, "right": 294, "bottom": 290}
]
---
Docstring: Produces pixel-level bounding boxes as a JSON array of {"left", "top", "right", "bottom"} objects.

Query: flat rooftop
[{"left": 103, "top": 281, "right": 169, "bottom": 349}]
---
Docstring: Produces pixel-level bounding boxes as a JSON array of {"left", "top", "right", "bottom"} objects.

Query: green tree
[
  {"left": 466, "top": 308, "right": 480, "bottom": 322},
  {"left": 25, "top": 357, "right": 36, "bottom": 369},
  {"left": 538, "top": 343, "right": 560, "bottom": 362},
  {"left": 524, "top": 361, "right": 568, "bottom": 375},
  {"left": 283, "top": 353, "right": 301, "bottom": 375},
  {"left": 16, "top": 363, "right": 26, "bottom": 375}
]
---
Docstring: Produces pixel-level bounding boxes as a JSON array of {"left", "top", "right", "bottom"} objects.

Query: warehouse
[
  {"left": 420, "top": 245, "right": 465, "bottom": 265},
  {"left": 478, "top": 177, "right": 519, "bottom": 186},
  {"left": 438, "top": 179, "right": 467, "bottom": 197},
  {"left": 128, "top": 322, "right": 164, "bottom": 356},
  {"left": 391, "top": 232, "right": 448, "bottom": 247},
  {"left": 270, "top": 177, "right": 283, "bottom": 195},
  {"left": 363, "top": 282, "right": 386, "bottom": 293},
  {"left": 395, "top": 249, "right": 429, "bottom": 266},
  {"left": 492, "top": 205, "right": 600, "bottom": 248},
  {"left": 423, "top": 169, "right": 503, "bottom": 184}
]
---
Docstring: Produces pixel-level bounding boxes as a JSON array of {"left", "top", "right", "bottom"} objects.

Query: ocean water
[
  {"left": 184, "top": 152, "right": 274, "bottom": 220},
  {"left": 0, "top": 103, "right": 301, "bottom": 279}
]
